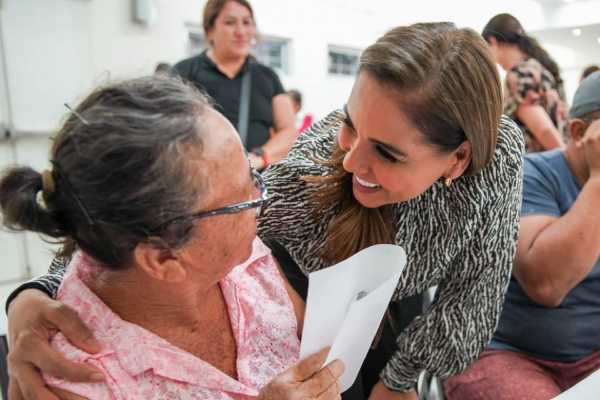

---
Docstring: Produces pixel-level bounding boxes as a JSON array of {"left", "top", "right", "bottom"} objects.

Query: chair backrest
[{"left": 0, "top": 334, "right": 9, "bottom": 399}]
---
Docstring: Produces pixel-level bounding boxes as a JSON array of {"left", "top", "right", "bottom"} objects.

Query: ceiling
[{"left": 534, "top": 23, "right": 600, "bottom": 66}]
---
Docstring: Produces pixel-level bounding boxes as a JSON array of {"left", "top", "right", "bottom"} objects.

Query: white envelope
[
  {"left": 552, "top": 369, "right": 600, "bottom": 399},
  {"left": 299, "top": 244, "right": 406, "bottom": 392}
]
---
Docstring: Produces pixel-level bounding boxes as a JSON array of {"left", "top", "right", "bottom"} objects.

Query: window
[
  {"left": 185, "top": 24, "right": 290, "bottom": 74},
  {"left": 255, "top": 36, "right": 290, "bottom": 74},
  {"left": 186, "top": 25, "right": 207, "bottom": 56},
  {"left": 328, "top": 46, "right": 360, "bottom": 76}
]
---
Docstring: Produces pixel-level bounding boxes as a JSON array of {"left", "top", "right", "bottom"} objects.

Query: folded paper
[{"left": 300, "top": 244, "right": 406, "bottom": 392}]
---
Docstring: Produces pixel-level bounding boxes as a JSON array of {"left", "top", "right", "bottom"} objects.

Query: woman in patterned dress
[
  {"left": 483, "top": 13, "right": 568, "bottom": 153},
  {"left": 5, "top": 22, "right": 524, "bottom": 400}
]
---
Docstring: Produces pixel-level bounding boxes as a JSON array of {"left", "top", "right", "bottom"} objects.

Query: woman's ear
[
  {"left": 133, "top": 240, "right": 187, "bottom": 283},
  {"left": 444, "top": 141, "right": 473, "bottom": 181}
]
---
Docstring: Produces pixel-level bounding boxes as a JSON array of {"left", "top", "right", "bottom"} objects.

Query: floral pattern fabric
[
  {"left": 44, "top": 238, "right": 300, "bottom": 399},
  {"left": 504, "top": 58, "right": 568, "bottom": 152}
]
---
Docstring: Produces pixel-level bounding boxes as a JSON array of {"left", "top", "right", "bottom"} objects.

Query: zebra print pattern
[
  {"left": 258, "top": 110, "right": 525, "bottom": 391},
  {"left": 9, "top": 110, "right": 524, "bottom": 393}
]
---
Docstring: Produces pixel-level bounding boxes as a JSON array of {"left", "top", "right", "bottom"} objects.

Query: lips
[{"left": 355, "top": 175, "right": 381, "bottom": 189}]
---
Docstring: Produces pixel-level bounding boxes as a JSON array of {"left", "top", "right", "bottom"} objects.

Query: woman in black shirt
[{"left": 174, "top": 0, "right": 296, "bottom": 170}]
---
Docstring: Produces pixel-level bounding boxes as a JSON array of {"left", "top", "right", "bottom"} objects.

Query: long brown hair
[
  {"left": 482, "top": 13, "right": 563, "bottom": 92},
  {"left": 308, "top": 22, "right": 502, "bottom": 264}
]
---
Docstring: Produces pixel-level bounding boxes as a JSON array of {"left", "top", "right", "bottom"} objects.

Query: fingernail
[
  {"left": 90, "top": 372, "right": 105, "bottom": 381},
  {"left": 331, "top": 359, "right": 346, "bottom": 375}
]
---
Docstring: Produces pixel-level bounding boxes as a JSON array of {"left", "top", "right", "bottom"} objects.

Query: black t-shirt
[{"left": 174, "top": 52, "right": 285, "bottom": 151}]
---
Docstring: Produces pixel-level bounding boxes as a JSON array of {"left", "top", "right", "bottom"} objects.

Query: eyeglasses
[{"left": 152, "top": 168, "right": 268, "bottom": 232}]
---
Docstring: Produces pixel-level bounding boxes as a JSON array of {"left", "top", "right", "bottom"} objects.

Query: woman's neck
[
  {"left": 86, "top": 265, "right": 221, "bottom": 333},
  {"left": 207, "top": 48, "right": 246, "bottom": 79}
]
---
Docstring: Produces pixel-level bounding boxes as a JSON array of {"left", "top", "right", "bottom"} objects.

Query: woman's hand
[
  {"left": 368, "top": 380, "right": 418, "bottom": 400},
  {"left": 7, "top": 289, "right": 104, "bottom": 400},
  {"left": 258, "top": 348, "right": 345, "bottom": 400}
]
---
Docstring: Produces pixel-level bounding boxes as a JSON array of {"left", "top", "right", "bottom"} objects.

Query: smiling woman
[
  {"left": 258, "top": 22, "right": 524, "bottom": 399},
  {"left": 173, "top": 0, "right": 297, "bottom": 170}
]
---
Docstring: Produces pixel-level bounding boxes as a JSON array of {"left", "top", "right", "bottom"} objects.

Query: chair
[
  {"left": 0, "top": 334, "right": 9, "bottom": 399},
  {"left": 417, "top": 287, "right": 445, "bottom": 400}
]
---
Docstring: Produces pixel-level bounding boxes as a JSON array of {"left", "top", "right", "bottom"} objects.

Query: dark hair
[
  {"left": 483, "top": 13, "right": 563, "bottom": 90},
  {"left": 287, "top": 89, "right": 302, "bottom": 109},
  {"left": 581, "top": 65, "right": 600, "bottom": 81},
  {"left": 307, "top": 22, "right": 503, "bottom": 263},
  {"left": 203, "top": 0, "right": 255, "bottom": 36},
  {"left": 154, "top": 62, "right": 173, "bottom": 75},
  {"left": 0, "top": 76, "right": 212, "bottom": 268}
]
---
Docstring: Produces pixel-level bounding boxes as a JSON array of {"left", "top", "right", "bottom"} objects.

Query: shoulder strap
[{"left": 237, "top": 65, "right": 253, "bottom": 147}]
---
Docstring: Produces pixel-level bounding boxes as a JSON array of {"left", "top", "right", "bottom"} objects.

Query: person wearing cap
[{"left": 444, "top": 71, "right": 600, "bottom": 399}]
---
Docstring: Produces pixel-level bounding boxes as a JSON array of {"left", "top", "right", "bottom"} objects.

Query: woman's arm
[
  {"left": 381, "top": 189, "right": 520, "bottom": 392},
  {"left": 516, "top": 103, "right": 564, "bottom": 150},
  {"left": 5, "top": 256, "right": 69, "bottom": 311},
  {"left": 6, "top": 257, "right": 103, "bottom": 400},
  {"left": 379, "top": 118, "right": 524, "bottom": 393},
  {"left": 251, "top": 93, "right": 298, "bottom": 168}
]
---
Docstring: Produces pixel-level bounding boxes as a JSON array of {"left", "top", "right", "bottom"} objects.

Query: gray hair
[{"left": 0, "top": 76, "right": 212, "bottom": 267}]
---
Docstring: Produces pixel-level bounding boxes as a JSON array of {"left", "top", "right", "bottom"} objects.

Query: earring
[{"left": 444, "top": 177, "right": 453, "bottom": 187}]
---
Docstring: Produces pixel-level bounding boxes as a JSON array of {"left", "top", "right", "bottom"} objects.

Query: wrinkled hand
[
  {"left": 579, "top": 119, "right": 600, "bottom": 178},
  {"left": 7, "top": 289, "right": 104, "bottom": 400},
  {"left": 258, "top": 348, "right": 345, "bottom": 400},
  {"left": 368, "top": 380, "right": 417, "bottom": 400}
]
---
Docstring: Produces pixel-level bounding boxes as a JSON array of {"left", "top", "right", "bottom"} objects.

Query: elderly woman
[
  {"left": 0, "top": 77, "right": 342, "bottom": 399},
  {"left": 6, "top": 22, "right": 524, "bottom": 400}
]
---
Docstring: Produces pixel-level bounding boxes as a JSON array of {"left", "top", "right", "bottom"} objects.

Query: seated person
[
  {"left": 0, "top": 76, "right": 343, "bottom": 399},
  {"left": 444, "top": 71, "right": 600, "bottom": 399},
  {"left": 286, "top": 89, "right": 313, "bottom": 134}
]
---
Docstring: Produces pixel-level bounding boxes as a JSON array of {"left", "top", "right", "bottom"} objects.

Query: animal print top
[
  {"left": 504, "top": 58, "right": 568, "bottom": 152},
  {"left": 9, "top": 110, "right": 524, "bottom": 392}
]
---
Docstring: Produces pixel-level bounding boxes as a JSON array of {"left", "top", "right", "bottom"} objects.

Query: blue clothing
[{"left": 490, "top": 149, "right": 600, "bottom": 362}]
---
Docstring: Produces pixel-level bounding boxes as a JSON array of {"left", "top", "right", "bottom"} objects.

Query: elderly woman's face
[
  {"left": 338, "top": 72, "right": 458, "bottom": 208},
  {"left": 177, "top": 108, "right": 257, "bottom": 284}
]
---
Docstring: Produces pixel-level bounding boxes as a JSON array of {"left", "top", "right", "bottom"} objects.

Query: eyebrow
[{"left": 343, "top": 104, "right": 407, "bottom": 159}]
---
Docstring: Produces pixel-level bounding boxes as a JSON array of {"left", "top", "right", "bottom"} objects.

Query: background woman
[
  {"left": 483, "top": 13, "right": 568, "bottom": 153},
  {"left": 5, "top": 22, "right": 524, "bottom": 400},
  {"left": 174, "top": 0, "right": 297, "bottom": 170}
]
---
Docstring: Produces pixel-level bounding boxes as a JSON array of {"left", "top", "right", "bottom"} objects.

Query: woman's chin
[{"left": 352, "top": 189, "right": 384, "bottom": 209}]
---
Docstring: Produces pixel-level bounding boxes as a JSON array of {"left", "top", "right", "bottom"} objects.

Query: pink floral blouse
[{"left": 44, "top": 238, "right": 300, "bottom": 399}]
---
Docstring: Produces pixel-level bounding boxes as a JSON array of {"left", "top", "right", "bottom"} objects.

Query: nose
[
  {"left": 234, "top": 22, "right": 244, "bottom": 35},
  {"left": 341, "top": 136, "right": 369, "bottom": 176}
]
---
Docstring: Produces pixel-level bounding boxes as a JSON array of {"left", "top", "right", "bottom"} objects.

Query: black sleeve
[
  {"left": 5, "top": 256, "right": 69, "bottom": 312},
  {"left": 269, "top": 67, "right": 285, "bottom": 97}
]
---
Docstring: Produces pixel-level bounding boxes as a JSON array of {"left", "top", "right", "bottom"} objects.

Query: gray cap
[{"left": 570, "top": 71, "right": 600, "bottom": 119}]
